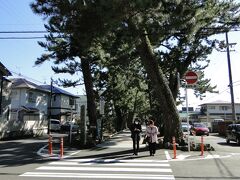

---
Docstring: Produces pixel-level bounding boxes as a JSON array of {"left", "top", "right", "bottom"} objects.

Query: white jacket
[{"left": 146, "top": 125, "right": 158, "bottom": 143}]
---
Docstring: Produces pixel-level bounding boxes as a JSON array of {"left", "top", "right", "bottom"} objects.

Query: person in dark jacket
[{"left": 130, "top": 118, "right": 142, "bottom": 155}]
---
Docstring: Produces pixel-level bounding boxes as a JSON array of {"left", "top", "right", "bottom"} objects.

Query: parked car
[
  {"left": 50, "top": 119, "right": 61, "bottom": 132},
  {"left": 212, "top": 119, "right": 224, "bottom": 133},
  {"left": 202, "top": 122, "right": 212, "bottom": 133},
  {"left": 191, "top": 123, "right": 209, "bottom": 136},
  {"left": 61, "top": 121, "right": 80, "bottom": 133},
  {"left": 226, "top": 124, "right": 240, "bottom": 145},
  {"left": 181, "top": 122, "right": 192, "bottom": 133}
]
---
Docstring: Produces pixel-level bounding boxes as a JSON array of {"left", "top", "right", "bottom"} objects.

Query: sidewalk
[
  {"left": 38, "top": 129, "right": 148, "bottom": 159},
  {"left": 37, "top": 129, "right": 219, "bottom": 161}
]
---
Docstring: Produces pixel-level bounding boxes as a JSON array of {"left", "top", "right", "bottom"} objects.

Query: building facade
[
  {"left": 1, "top": 78, "right": 49, "bottom": 138},
  {"left": 40, "top": 85, "right": 79, "bottom": 123},
  {"left": 0, "top": 77, "right": 79, "bottom": 139},
  {"left": 199, "top": 100, "right": 240, "bottom": 122}
]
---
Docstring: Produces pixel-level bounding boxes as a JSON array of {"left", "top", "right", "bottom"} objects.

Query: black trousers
[
  {"left": 148, "top": 142, "right": 156, "bottom": 155},
  {"left": 132, "top": 134, "right": 140, "bottom": 154}
]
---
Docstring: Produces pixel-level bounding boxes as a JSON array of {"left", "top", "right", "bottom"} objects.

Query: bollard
[
  {"left": 48, "top": 135, "right": 52, "bottom": 156},
  {"left": 60, "top": 137, "right": 64, "bottom": 159},
  {"left": 200, "top": 135, "right": 204, "bottom": 156},
  {"left": 173, "top": 137, "right": 177, "bottom": 159}
]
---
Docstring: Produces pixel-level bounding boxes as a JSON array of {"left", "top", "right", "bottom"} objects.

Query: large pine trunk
[
  {"left": 81, "top": 59, "right": 97, "bottom": 145},
  {"left": 137, "top": 33, "right": 182, "bottom": 143}
]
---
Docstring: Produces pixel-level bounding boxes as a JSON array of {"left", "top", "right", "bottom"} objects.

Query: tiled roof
[
  {"left": 200, "top": 100, "right": 240, "bottom": 106},
  {"left": 11, "top": 78, "right": 48, "bottom": 92},
  {"left": 10, "top": 78, "right": 78, "bottom": 97},
  {"left": 40, "top": 85, "right": 78, "bottom": 97}
]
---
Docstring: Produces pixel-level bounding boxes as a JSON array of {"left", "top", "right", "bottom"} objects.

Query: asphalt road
[
  {"left": 0, "top": 132, "right": 240, "bottom": 180},
  {"left": 0, "top": 136, "right": 50, "bottom": 180},
  {"left": 170, "top": 134, "right": 240, "bottom": 180}
]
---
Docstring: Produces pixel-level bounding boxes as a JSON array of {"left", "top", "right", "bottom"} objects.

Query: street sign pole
[
  {"left": 185, "top": 85, "right": 190, "bottom": 152},
  {"left": 184, "top": 71, "right": 198, "bottom": 152}
]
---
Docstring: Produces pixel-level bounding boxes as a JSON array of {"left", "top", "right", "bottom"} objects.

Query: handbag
[{"left": 142, "top": 135, "right": 150, "bottom": 144}]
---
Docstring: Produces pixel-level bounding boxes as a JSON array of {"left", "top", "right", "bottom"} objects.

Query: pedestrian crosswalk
[{"left": 20, "top": 158, "right": 175, "bottom": 179}]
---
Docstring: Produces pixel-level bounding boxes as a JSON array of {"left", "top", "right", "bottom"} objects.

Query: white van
[{"left": 50, "top": 119, "right": 61, "bottom": 132}]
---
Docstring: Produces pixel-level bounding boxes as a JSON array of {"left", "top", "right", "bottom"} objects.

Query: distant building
[
  {"left": 179, "top": 107, "right": 199, "bottom": 123},
  {"left": 199, "top": 100, "right": 240, "bottom": 122}
]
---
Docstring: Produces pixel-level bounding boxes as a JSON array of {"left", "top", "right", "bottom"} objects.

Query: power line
[
  {"left": 0, "top": 31, "right": 47, "bottom": 34},
  {"left": 0, "top": 36, "right": 45, "bottom": 39},
  {"left": 9, "top": 69, "right": 47, "bottom": 85}
]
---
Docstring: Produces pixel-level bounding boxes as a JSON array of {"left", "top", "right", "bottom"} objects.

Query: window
[
  {"left": 23, "top": 114, "right": 39, "bottom": 121},
  {"left": 208, "top": 106, "right": 215, "bottom": 110},
  {"left": 219, "top": 106, "right": 229, "bottom": 111},
  {"left": 69, "top": 98, "right": 75, "bottom": 106},
  {"left": 28, "top": 91, "right": 36, "bottom": 103}
]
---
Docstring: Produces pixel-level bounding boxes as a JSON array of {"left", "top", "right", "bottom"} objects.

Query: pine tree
[{"left": 31, "top": 0, "right": 240, "bottom": 143}]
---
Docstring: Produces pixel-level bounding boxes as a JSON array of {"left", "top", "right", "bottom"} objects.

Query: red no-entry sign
[{"left": 185, "top": 71, "right": 198, "bottom": 84}]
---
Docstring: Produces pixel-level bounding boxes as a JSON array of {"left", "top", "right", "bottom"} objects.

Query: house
[
  {"left": 40, "top": 85, "right": 79, "bottom": 123},
  {"left": 0, "top": 76, "right": 79, "bottom": 139},
  {"left": 198, "top": 100, "right": 240, "bottom": 132},
  {"left": 1, "top": 78, "right": 49, "bottom": 138},
  {"left": 199, "top": 100, "right": 240, "bottom": 122}
]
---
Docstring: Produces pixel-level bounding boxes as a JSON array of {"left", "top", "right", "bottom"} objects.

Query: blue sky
[
  {"left": 0, "top": 0, "right": 83, "bottom": 95},
  {"left": 1, "top": 0, "right": 240, "bottom": 108}
]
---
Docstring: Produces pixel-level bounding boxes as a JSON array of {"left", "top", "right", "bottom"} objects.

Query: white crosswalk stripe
[{"left": 20, "top": 158, "right": 175, "bottom": 180}]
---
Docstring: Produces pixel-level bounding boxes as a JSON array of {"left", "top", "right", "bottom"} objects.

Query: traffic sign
[{"left": 185, "top": 71, "right": 198, "bottom": 84}]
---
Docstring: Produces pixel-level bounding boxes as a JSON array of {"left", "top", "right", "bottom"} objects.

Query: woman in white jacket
[{"left": 146, "top": 119, "right": 158, "bottom": 156}]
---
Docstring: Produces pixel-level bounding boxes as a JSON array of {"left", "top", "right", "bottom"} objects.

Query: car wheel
[{"left": 226, "top": 138, "right": 230, "bottom": 144}]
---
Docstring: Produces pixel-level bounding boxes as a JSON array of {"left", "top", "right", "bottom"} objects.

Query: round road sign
[{"left": 185, "top": 71, "right": 198, "bottom": 84}]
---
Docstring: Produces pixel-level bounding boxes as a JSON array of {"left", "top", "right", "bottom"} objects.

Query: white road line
[
  {"left": 65, "top": 158, "right": 168, "bottom": 163},
  {"left": 37, "top": 144, "right": 48, "bottom": 156},
  {"left": 20, "top": 172, "right": 175, "bottom": 179},
  {"left": 169, "top": 154, "right": 232, "bottom": 162},
  {"left": 49, "top": 161, "right": 170, "bottom": 167},
  {"left": 165, "top": 150, "right": 172, "bottom": 160},
  {"left": 37, "top": 166, "right": 172, "bottom": 173},
  {"left": 176, "top": 154, "right": 191, "bottom": 160},
  {"left": 205, "top": 155, "right": 220, "bottom": 159},
  {"left": 63, "top": 150, "right": 82, "bottom": 159}
]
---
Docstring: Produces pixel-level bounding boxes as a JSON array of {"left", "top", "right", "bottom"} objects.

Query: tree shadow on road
[
  {"left": 217, "top": 142, "right": 239, "bottom": 147},
  {"left": 0, "top": 138, "right": 54, "bottom": 168}
]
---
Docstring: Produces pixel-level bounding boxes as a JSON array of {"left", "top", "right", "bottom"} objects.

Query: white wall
[
  {"left": 202, "top": 103, "right": 240, "bottom": 121},
  {"left": 10, "top": 88, "right": 48, "bottom": 114}
]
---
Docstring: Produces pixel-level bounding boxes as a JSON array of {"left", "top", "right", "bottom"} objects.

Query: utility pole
[
  {"left": 0, "top": 77, "right": 4, "bottom": 115},
  {"left": 48, "top": 78, "right": 53, "bottom": 134},
  {"left": 225, "top": 32, "right": 237, "bottom": 123}
]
